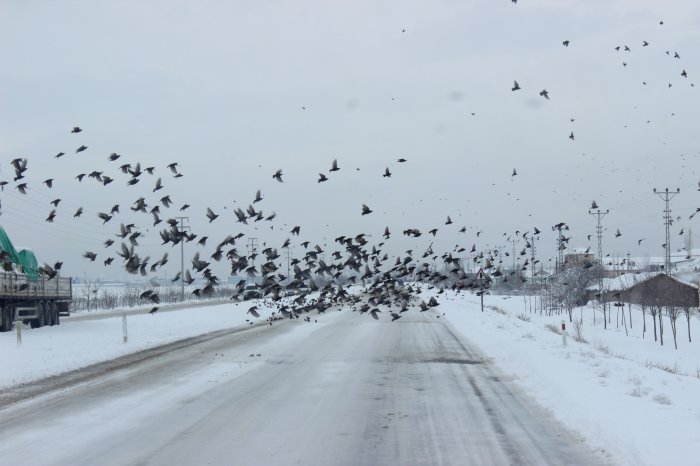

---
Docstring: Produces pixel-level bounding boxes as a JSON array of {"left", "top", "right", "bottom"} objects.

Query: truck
[{"left": 0, "top": 224, "right": 72, "bottom": 332}]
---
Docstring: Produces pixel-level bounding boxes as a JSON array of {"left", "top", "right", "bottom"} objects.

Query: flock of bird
[
  {"left": 1, "top": 4, "right": 698, "bottom": 322},
  {"left": 2, "top": 124, "right": 523, "bottom": 321}
]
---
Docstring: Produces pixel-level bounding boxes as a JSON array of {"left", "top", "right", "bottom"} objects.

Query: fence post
[{"left": 122, "top": 313, "right": 128, "bottom": 343}]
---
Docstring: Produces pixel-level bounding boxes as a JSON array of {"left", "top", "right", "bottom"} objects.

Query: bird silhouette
[
  {"left": 512, "top": 80, "right": 521, "bottom": 91},
  {"left": 206, "top": 207, "right": 219, "bottom": 223}
]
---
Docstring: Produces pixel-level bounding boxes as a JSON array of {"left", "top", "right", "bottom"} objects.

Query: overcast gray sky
[{"left": 2, "top": 0, "right": 700, "bottom": 281}]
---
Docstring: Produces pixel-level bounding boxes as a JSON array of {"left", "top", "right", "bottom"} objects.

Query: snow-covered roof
[{"left": 587, "top": 272, "right": 660, "bottom": 292}]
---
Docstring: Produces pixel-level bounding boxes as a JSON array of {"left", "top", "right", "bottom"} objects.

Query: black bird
[
  {"left": 562, "top": 40, "right": 570, "bottom": 47},
  {"left": 512, "top": 80, "right": 521, "bottom": 91},
  {"left": 149, "top": 307, "right": 159, "bottom": 314},
  {"left": 16, "top": 183, "right": 28, "bottom": 194},
  {"left": 330, "top": 159, "right": 340, "bottom": 172},
  {"left": 273, "top": 169, "right": 283, "bottom": 182},
  {"left": 539, "top": 89, "right": 549, "bottom": 100},
  {"left": 445, "top": 216, "right": 453, "bottom": 225},
  {"left": 167, "top": 162, "right": 179, "bottom": 174},
  {"left": 512, "top": 168, "right": 517, "bottom": 177},
  {"left": 108, "top": 153, "right": 120, "bottom": 161},
  {"left": 46, "top": 210, "right": 56, "bottom": 222},
  {"left": 76, "top": 145, "right": 88, "bottom": 153},
  {"left": 591, "top": 200, "right": 598, "bottom": 209},
  {"left": 248, "top": 306, "right": 260, "bottom": 318},
  {"left": 153, "top": 178, "right": 163, "bottom": 192},
  {"left": 391, "top": 312, "right": 401, "bottom": 321},
  {"left": 361, "top": 204, "right": 373, "bottom": 215},
  {"left": 397, "top": 158, "right": 407, "bottom": 162},
  {"left": 74, "top": 207, "right": 84, "bottom": 217},
  {"left": 383, "top": 167, "right": 391, "bottom": 178},
  {"left": 254, "top": 190, "right": 263, "bottom": 203},
  {"left": 318, "top": 173, "right": 328, "bottom": 183},
  {"left": 97, "top": 212, "right": 113, "bottom": 224},
  {"left": 71, "top": 126, "right": 82, "bottom": 133},
  {"left": 206, "top": 207, "right": 219, "bottom": 223},
  {"left": 83, "top": 251, "right": 97, "bottom": 261},
  {"left": 43, "top": 179, "right": 54, "bottom": 188},
  {"left": 569, "top": 131, "right": 575, "bottom": 141},
  {"left": 54, "top": 152, "right": 65, "bottom": 158},
  {"left": 50, "top": 199, "right": 61, "bottom": 207}
]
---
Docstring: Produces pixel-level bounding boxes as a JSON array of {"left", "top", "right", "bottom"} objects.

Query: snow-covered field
[{"left": 2, "top": 288, "right": 699, "bottom": 465}]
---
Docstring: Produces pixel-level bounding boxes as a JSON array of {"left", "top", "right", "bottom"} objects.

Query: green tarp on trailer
[
  {"left": 17, "top": 249, "right": 39, "bottom": 280},
  {"left": 0, "top": 224, "right": 40, "bottom": 280},
  {"left": 0, "top": 224, "right": 21, "bottom": 267}
]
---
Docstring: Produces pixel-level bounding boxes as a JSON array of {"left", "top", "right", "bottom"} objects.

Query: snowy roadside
[
  {"left": 433, "top": 289, "right": 700, "bottom": 466},
  {"left": 0, "top": 299, "right": 286, "bottom": 390}
]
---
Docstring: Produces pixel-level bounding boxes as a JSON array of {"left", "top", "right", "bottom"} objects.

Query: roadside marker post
[
  {"left": 476, "top": 268, "right": 486, "bottom": 312},
  {"left": 122, "top": 313, "right": 128, "bottom": 344},
  {"left": 561, "top": 320, "right": 567, "bottom": 347},
  {"left": 16, "top": 319, "right": 22, "bottom": 347}
]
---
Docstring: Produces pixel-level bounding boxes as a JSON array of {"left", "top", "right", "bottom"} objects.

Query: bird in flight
[
  {"left": 512, "top": 80, "right": 521, "bottom": 91},
  {"left": 206, "top": 207, "right": 219, "bottom": 223},
  {"left": 71, "top": 126, "right": 82, "bottom": 133}
]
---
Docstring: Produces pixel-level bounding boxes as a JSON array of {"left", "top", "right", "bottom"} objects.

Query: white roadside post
[
  {"left": 16, "top": 319, "right": 22, "bottom": 347},
  {"left": 122, "top": 313, "right": 128, "bottom": 344},
  {"left": 561, "top": 320, "right": 567, "bottom": 347}
]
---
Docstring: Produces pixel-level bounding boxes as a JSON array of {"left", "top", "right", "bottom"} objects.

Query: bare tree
[{"left": 682, "top": 306, "right": 697, "bottom": 343}]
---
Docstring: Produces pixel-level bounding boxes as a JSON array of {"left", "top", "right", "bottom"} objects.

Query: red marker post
[{"left": 561, "top": 320, "right": 567, "bottom": 347}]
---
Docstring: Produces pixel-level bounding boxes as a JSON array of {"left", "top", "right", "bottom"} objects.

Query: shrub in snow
[{"left": 572, "top": 318, "right": 587, "bottom": 343}]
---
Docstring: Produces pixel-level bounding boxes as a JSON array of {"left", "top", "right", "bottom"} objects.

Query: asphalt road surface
[{"left": 0, "top": 308, "right": 604, "bottom": 466}]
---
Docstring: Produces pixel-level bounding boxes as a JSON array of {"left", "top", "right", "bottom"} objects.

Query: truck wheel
[{"left": 0, "top": 306, "right": 12, "bottom": 332}]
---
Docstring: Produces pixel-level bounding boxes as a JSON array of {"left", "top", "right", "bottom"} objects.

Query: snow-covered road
[{"left": 0, "top": 308, "right": 603, "bottom": 466}]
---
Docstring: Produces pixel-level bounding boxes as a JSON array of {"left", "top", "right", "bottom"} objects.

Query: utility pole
[
  {"left": 175, "top": 216, "right": 190, "bottom": 301},
  {"left": 529, "top": 235, "right": 538, "bottom": 280},
  {"left": 507, "top": 237, "right": 517, "bottom": 272},
  {"left": 285, "top": 246, "right": 293, "bottom": 290},
  {"left": 588, "top": 208, "right": 609, "bottom": 265},
  {"left": 552, "top": 224, "right": 567, "bottom": 272},
  {"left": 653, "top": 188, "right": 679, "bottom": 275},
  {"left": 247, "top": 237, "right": 258, "bottom": 283}
]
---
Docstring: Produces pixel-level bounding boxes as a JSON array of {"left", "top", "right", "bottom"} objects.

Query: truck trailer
[{"left": 0, "top": 224, "right": 72, "bottom": 332}]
